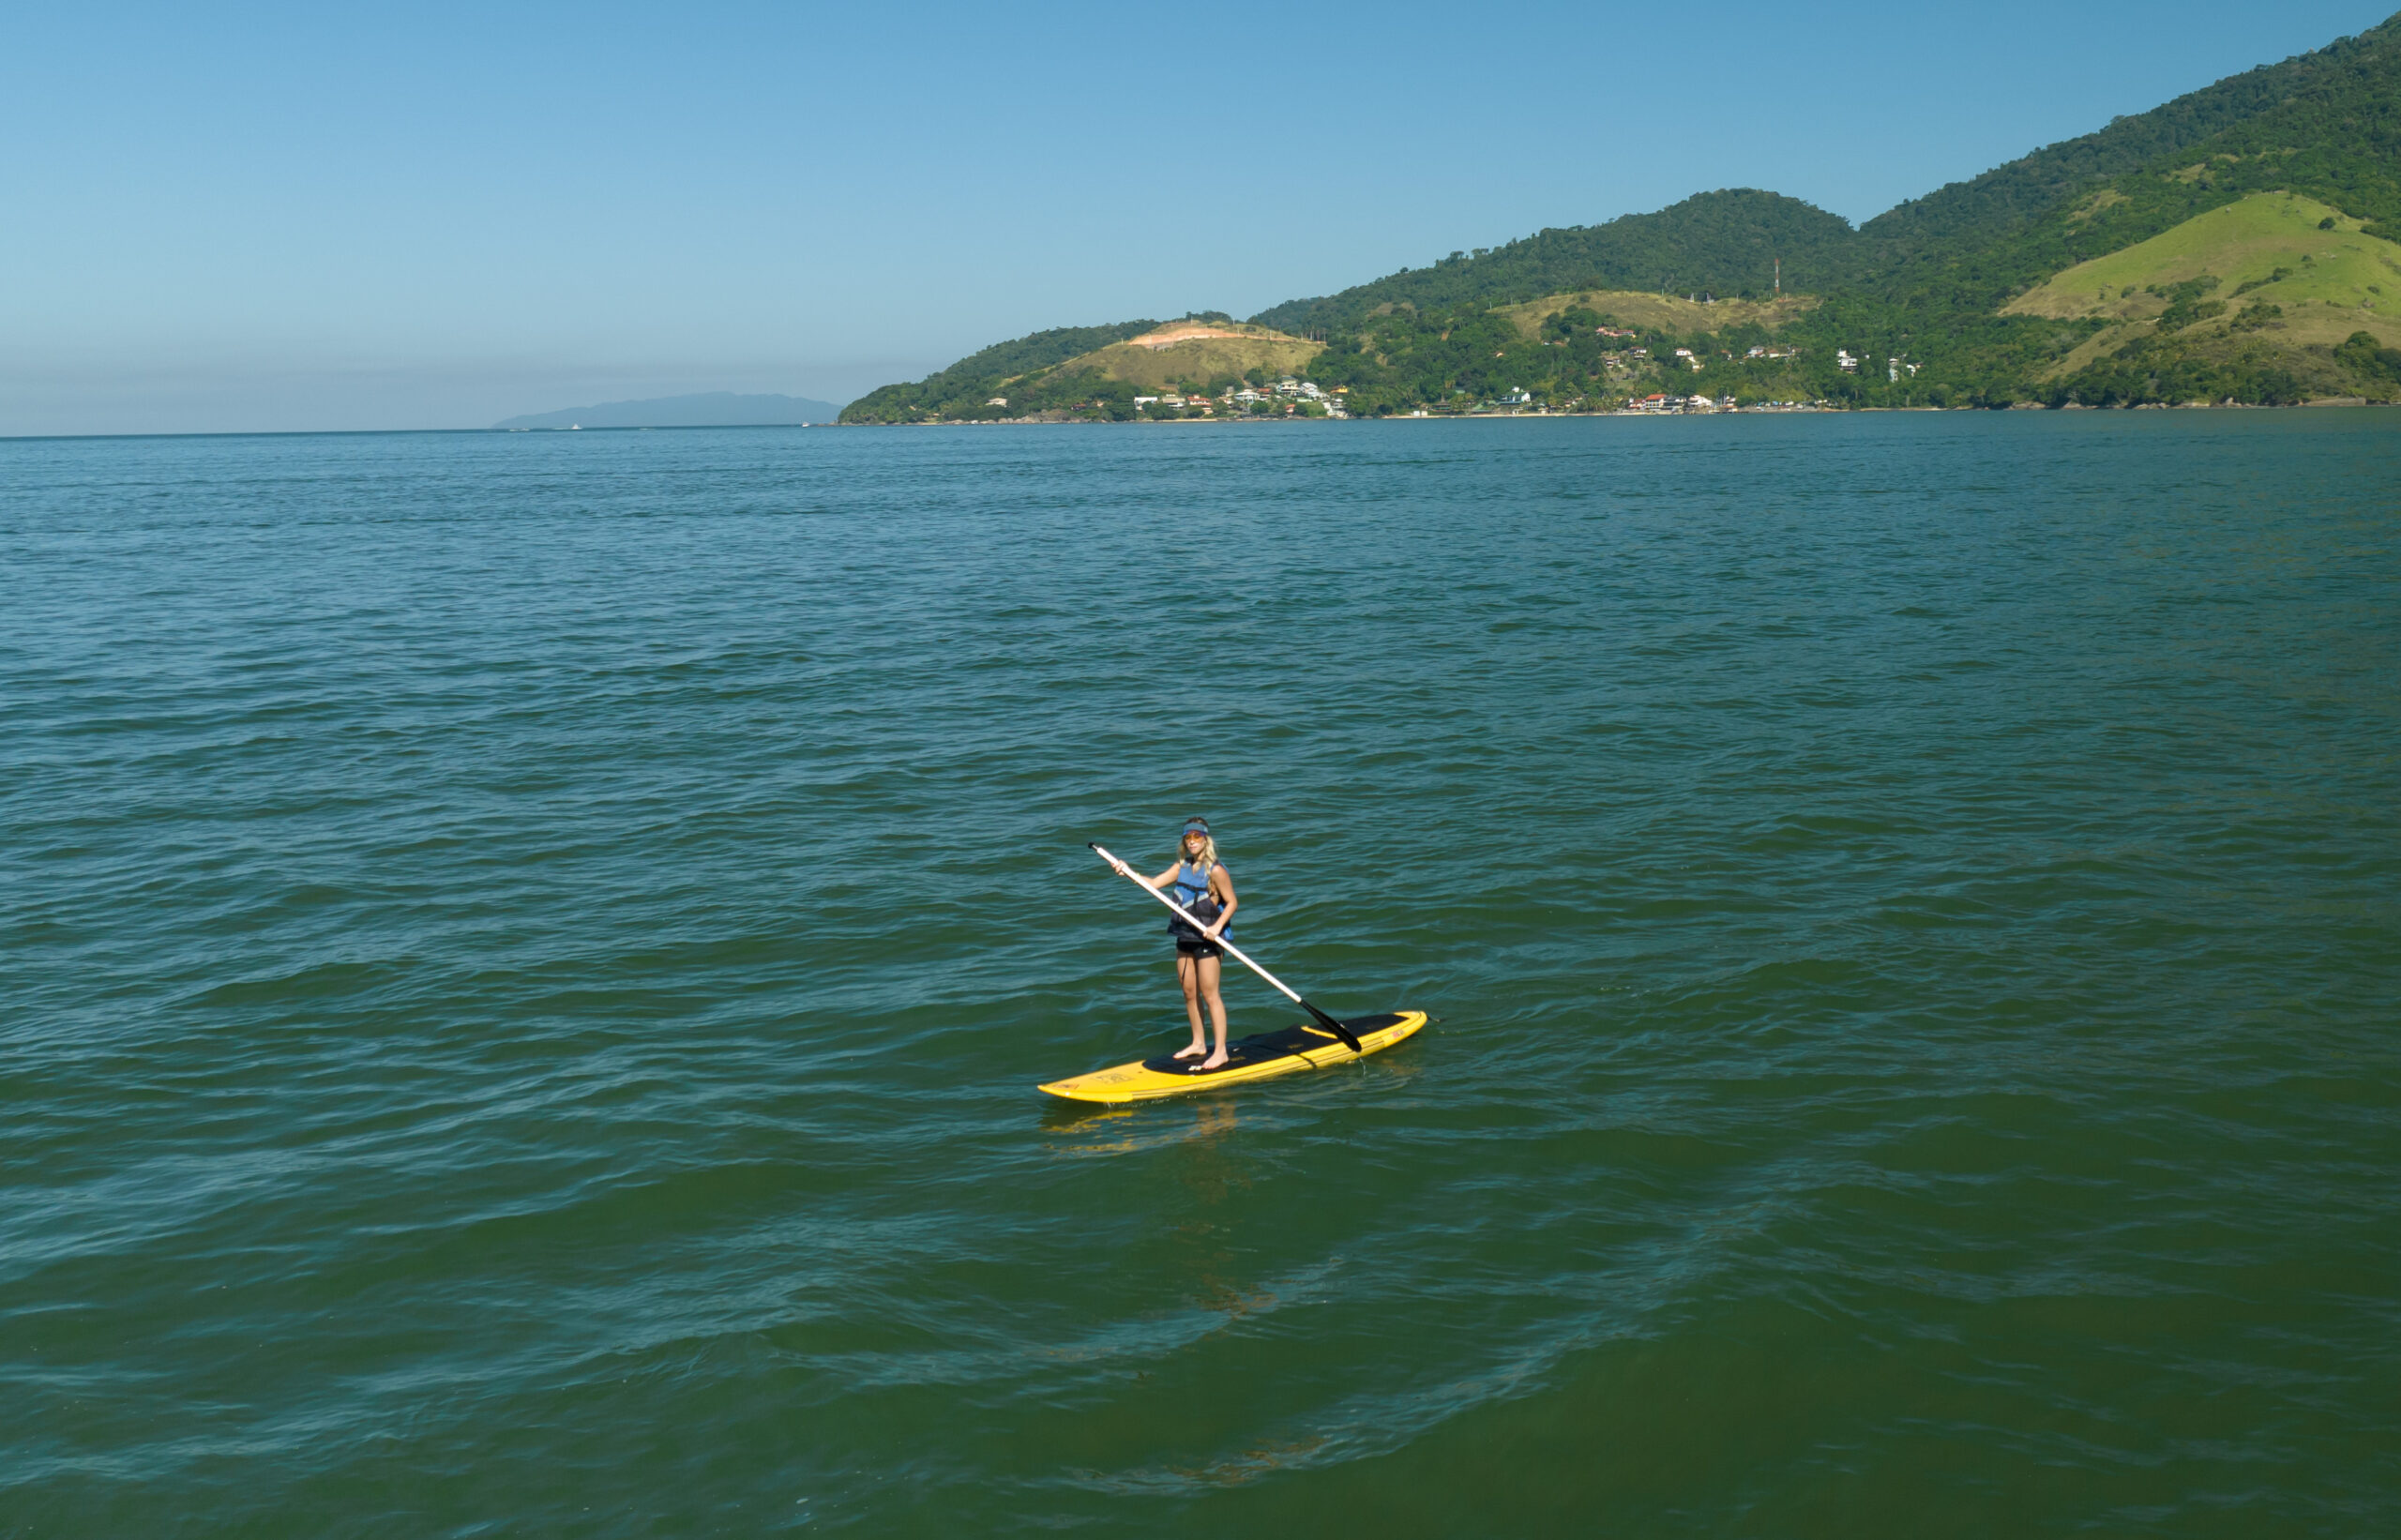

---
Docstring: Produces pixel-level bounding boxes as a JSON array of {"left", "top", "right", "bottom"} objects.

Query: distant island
[
  {"left": 844, "top": 11, "right": 2401, "bottom": 421},
  {"left": 496, "top": 392, "right": 841, "bottom": 430}
]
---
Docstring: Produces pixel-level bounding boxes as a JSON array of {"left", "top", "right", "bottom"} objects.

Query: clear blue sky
[{"left": 5, "top": 1, "right": 2393, "bottom": 434}]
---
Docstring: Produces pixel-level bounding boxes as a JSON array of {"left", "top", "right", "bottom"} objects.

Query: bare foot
[
  {"left": 1200, "top": 1050, "right": 1230, "bottom": 1070},
  {"left": 1171, "top": 1043, "right": 1206, "bottom": 1061}
]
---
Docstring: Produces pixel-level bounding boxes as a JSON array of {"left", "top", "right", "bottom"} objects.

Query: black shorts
[{"left": 1174, "top": 933, "right": 1226, "bottom": 959}]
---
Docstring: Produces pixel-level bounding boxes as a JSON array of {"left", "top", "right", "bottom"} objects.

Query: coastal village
[
  {"left": 1003, "top": 375, "right": 1833, "bottom": 420},
  {"left": 1154, "top": 316, "right": 1842, "bottom": 416},
  {"left": 892, "top": 311, "right": 1951, "bottom": 424},
  {"left": 1114, "top": 372, "right": 1833, "bottom": 419},
  {"left": 1127, "top": 377, "right": 1354, "bottom": 418},
  {"left": 989, "top": 382, "right": 1831, "bottom": 419}
]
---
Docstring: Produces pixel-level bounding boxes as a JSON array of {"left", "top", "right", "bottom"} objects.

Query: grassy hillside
[
  {"left": 2008, "top": 193, "right": 2401, "bottom": 334},
  {"left": 1997, "top": 192, "right": 2401, "bottom": 397},
  {"left": 839, "top": 319, "right": 1326, "bottom": 423},
  {"left": 1066, "top": 324, "right": 1323, "bottom": 392}
]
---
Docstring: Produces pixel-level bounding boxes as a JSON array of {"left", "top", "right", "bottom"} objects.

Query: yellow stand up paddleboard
[{"left": 1039, "top": 1010, "right": 1427, "bottom": 1104}]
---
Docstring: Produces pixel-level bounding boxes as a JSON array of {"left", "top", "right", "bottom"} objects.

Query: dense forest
[
  {"left": 1248, "top": 191, "right": 1856, "bottom": 334},
  {"left": 845, "top": 11, "right": 2401, "bottom": 422}
]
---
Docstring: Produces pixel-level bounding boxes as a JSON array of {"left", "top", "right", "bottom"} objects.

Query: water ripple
[{"left": 3, "top": 413, "right": 2397, "bottom": 1535}]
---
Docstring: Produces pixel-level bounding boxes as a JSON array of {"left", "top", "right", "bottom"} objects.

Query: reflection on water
[{"left": 1045, "top": 1096, "right": 1244, "bottom": 1158}]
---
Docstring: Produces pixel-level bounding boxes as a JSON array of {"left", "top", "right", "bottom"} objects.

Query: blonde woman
[{"left": 1109, "top": 817, "right": 1239, "bottom": 1069}]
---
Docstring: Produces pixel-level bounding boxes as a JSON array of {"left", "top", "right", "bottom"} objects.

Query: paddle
[{"left": 1089, "top": 842, "right": 1365, "bottom": 1054}]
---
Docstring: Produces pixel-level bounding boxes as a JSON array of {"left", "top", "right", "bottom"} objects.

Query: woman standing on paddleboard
[{"left": 1110, "top": 818, "right": 1238, "bottom": 1069}]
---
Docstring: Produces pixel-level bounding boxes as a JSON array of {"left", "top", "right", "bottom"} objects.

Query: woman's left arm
[{"left": 1204, "top": 867, "right": 1237, "bottom": 937}]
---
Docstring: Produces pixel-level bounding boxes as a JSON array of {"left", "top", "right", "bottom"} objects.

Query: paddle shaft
[{"left": 1089, "top": 843, "right": 1364, "bottom": 1053}]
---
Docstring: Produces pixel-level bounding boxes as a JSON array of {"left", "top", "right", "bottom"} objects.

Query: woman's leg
[
  {"left": 1174, "top": 952, "right": 1207, "bottom": 1058},
  {"left": 1198, "top": 953, "right": 1230, "bottom": 1068}
]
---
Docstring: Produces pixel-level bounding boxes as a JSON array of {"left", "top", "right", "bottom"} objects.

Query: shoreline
[
  {"left": 848, "top": 398, "right": 2386, "bottom": 426},
  {"left": 14, "top": 400, "right": 2381, "bottom": 443}
]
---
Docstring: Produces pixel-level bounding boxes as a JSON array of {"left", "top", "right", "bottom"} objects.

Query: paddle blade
[{"left": 1301, "top": 1001, "right": 1364, "bottom": 1053}]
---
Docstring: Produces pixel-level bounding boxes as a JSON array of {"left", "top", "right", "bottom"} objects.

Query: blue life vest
[{"left": 1168, "top": 860, "right": 1231, "bottom": 941}]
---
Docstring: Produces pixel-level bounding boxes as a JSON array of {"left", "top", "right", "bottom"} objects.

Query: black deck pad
[{"left": 1140, "top": 1014, "right": 1405, "bottom": 1076}]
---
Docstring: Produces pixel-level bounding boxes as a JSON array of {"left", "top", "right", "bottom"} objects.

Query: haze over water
[{"left": 5, "top": 414, "right": 2396, "bottom": 1535}]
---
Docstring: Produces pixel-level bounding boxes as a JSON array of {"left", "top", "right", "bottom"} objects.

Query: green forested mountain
[
  {"left": 842, "top": 320, "right": 1160, "bottom": 424},
  {"left": 1249, "top": 189, "right": 1857, "bottom": 333},
  {"left": 1840, "top": 12, "right": 2401, "bottom": 335},
  {"left": 844, "top": 11, "right": 2401, "bottom": 421},
  {"left": 1859, "top": 14, "right": 2401, "bottom": 299}
]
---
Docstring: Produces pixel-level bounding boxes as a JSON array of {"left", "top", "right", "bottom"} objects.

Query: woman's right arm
[{"left": 1105, "top": 853, "right": 1174, "bottom": 890}]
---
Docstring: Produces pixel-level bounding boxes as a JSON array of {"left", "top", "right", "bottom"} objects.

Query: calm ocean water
[{"left": 4, "top": 413, "right": 2396, "bottom": 1536}]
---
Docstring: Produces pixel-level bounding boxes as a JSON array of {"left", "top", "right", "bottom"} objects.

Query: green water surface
[{"left": 4, "top": 412, "right": 2396, "bottom": 1535}]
